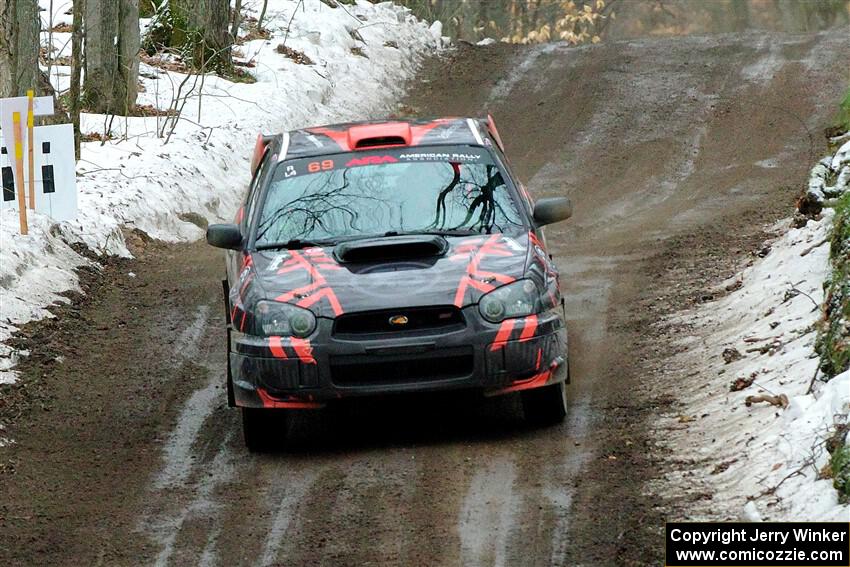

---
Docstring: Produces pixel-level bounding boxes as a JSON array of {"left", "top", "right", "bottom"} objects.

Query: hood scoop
[{"left": 334, "top": 235, "right": 449, "bottom": 264}]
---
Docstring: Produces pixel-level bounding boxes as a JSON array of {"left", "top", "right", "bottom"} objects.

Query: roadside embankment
[{"left": 654, "top": 109, "right": 850, "bottom": 521}]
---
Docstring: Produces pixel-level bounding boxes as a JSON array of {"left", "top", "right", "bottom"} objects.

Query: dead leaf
[
  {"left": 722, "top": 347, "right": 743, "bottom": 364},
  {"left": 730, "top": 375, "right": 755, "bottom": 392},
  {"left": 711, "top": 458, "right": 738, "bottom": 474}
]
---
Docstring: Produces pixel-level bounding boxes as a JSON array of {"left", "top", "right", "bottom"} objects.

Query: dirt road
[{"left": 2, "top": 31, "right": 848, "bottom": 566}]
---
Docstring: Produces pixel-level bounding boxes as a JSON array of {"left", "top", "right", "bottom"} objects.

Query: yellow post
[
  {"left": 12, "top": 112, "right": 28, "bottom": 235},
  {"left": 27, "top": 90, "right": 35, "bottom": 209}
]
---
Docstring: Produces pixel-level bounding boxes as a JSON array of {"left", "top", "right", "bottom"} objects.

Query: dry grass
[
  {"left": 81, "top": 131, "right": 114, "bottom": 142},
  {"left": 129, "top": 104, "right": 177, "bottom": 117},
  {"left": 276, "top": 44, "right": 314, "bottom": 65},
  {"left": 140, "top": 52, "right": 190, "bottom": 73}
]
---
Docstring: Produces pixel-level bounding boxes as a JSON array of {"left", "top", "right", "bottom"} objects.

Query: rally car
[{"left": 207, "top": 117, "right": 573, "bottom": 451}]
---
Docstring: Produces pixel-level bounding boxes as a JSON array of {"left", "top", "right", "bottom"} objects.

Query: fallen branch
[
  {"left": 743, "top": 336, "right": 779, "bottom": 344},
  {"left": 753, "top": 436, "right": 825, "bottom": 499},
  {"left": 800, "top": 237, "right": 829, "bottom": 257},
  {"left": 753, "top": 463, "right": 807, "bottom": 498},
  {"left": 745, "top": 341, "right": 781, "bottom": 354},
  {"left": 788, "top": 285, "right": 820, "bottom": 311},
  {"left": 745, "top": 393, "right": 789, "bottom": 409}
]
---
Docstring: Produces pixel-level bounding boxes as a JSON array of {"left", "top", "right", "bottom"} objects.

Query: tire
[
  {"left": 521, "top": 381, "right": 567, "bottom": 425},
  {"left": 242, "top": 408, "right": 287, "bottom": 452}
]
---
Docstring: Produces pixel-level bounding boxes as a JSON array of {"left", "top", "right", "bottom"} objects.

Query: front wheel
[
  {"left": 242, "top": 408, "right": 287, "bottom": 452},
  {"left": 521, "top": 381, "right": 567, "bottom": 425}
]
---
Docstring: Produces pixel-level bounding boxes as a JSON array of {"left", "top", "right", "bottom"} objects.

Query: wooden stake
[
  {"left": 12, "top": 112, "right": 28, "bottom": 235},
  {"left": 27, "top": 90, "right": 35, "bottom": 209}
]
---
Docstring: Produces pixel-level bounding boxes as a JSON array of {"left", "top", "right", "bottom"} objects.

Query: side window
[{"left": 244, "top": 150, "right": 275, "bottom": 230}]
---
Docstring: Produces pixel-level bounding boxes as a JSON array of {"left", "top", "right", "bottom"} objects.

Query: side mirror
[
  {"left": 533, "top": 197, "right": 572, "bottom": 226},
  {"left": 206, "top": 224, "right": 243, "bottom": 249}
]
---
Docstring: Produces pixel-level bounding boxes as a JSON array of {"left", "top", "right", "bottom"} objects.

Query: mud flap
[
  {"left": 222, "top": 278, "right": 231, "bottom": 324},
  {"left": 562, "top": 298, "right": 570, "bottom": 384},
  {"left": 223, "top": 278, "right": 235, "bottom": 407},
  {"left": 226, "top": 328, "right": 236, "bottom": 407}
]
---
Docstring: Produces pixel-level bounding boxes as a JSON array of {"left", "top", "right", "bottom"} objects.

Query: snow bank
[
  {"left": 0, "top": 0, "right": 439, "bottom": 383},
  {"left": 799, "top": 137, "right": 850, "bottom": 213},
  {"left": 654, "top": 206, "right": 849, "bottom": 520}
]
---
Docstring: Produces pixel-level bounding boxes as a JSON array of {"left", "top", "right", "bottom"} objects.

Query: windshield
[{"left": 254, "top": 146, "right": 526, "bottom": 247}]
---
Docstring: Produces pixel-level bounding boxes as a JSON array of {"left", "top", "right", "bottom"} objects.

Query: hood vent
[
  {"left": 334, "top": 235, "right": 448, "bottom": 264},
  {"left": 354, "top": 136, "right": 407, "bottom": 149},
  {"left": 347, "top": 122, "right": 412, "bottom": 149}
]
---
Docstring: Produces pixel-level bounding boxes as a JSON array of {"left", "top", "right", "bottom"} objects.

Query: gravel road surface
[{"left": 2, "top": 30, "right": 848, "bottom": 566}]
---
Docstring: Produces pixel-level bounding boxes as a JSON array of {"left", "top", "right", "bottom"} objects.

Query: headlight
[
  {"left": 254, "top": 300, "right": 317, "bottom": 338},
  {"left": 478, "top": 279, "right": 541, "bottom": 323}
]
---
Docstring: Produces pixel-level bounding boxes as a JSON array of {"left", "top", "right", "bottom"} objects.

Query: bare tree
[
  {"left": 230, "top": 0, "right": 242, "bottom": 43},
  {"left": 257, "top": 0, "right": 269, "bottom": 31},
  {"left": 200, "top": 0, "right": 232, "bottom": 72},
  {"left": 0, "top": 0, "right": 40, "bottom": 97},
  {"left": 69, "top": 0, "right": 84, "bottom": 157},
  {"left": 84, "top": 0, "right": 140, "bottom": 114},
  {"left": 171, "top": 0, "right": 232, "bottom": 72}
]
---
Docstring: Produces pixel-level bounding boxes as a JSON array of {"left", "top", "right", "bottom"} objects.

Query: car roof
[{"left": 280, "top": 117, "right": 494, "bottom": 160}]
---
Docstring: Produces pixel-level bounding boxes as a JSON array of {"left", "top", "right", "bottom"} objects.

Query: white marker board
[
  {"left": 0, "top": 123, "right": 77, "bottom": 222},
  {"left": 0, "top": 95, "right": 54, "bottom": 194}
]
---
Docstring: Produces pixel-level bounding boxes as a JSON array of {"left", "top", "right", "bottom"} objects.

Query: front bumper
[{"left": 229, "top": 306, "right": 568, "bottom": 408}]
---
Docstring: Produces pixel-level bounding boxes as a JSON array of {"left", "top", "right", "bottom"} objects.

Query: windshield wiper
[
  {"left": 383, "top": 229, "right": 482, "bottom": 238},
  {"left": 255, "top": 238, "right": 336, "bottom": 251}
]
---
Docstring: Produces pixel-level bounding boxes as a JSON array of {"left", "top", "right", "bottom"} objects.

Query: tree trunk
[
  {"left": 69, "top": 0, "right": 84, "bottom": 157},
  {"left": 257, "top": 0, "right": 268, "bottom": 31},
  {"left": 230, "top": 0, "right": 242, "bottom": 44},
  {"left": 172, "top": 0, "right": 232, "bottom": 73},
  {"left": 201, "top": 0, "right": 231, "bottom": 72},
  {"left": 0, "top": 0, "right": 41, "bottom": 98},
  {"left": 84, "top": 0, "right": 139, "bottom": 114}
]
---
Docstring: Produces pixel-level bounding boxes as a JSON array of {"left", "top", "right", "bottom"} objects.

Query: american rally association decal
[{"left": 397, "top": 152, "right": 483, "bottom": 162}]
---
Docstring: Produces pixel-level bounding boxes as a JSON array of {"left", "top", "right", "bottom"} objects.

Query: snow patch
[
  {"left": 654, "top": 209, "right": 849, "bottom": 521},
  {"left": 1, "top": 0, "right": 438, "bottom": 383},
  {"left": 459, "top": 454, "right": 519, "bottom": 567},
  {"left": 740, "top": 38, "right": 783, "bottom": 82},
  {"left": 806, "top": 149, "right": 850, "bottom": 206},
  {"left": 486, "top": 42, "right": 563, "bottom": 107},
  {"left": 429, "top": 20, "right": 443, "bottom": 42}
]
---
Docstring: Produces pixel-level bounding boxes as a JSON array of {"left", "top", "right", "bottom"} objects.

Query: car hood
[{"left": 247, "top": 232, "right": 540, "bottom": 318}]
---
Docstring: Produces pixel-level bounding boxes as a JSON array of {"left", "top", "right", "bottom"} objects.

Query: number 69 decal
[{"left": 308, "top": 160, "right": 334, "bottom": 173}]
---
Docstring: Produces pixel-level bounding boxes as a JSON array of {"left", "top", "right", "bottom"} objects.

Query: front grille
[
  {"left": 330, "top": 348, "right": 474, "bottom": 387},
  {"left": 333, "top": 306, "right": 465, "bottom": 337}
]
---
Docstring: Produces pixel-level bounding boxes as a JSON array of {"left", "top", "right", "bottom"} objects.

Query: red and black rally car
[{"left": 207, "top": 117, "right": 573, "bottom": 451}]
